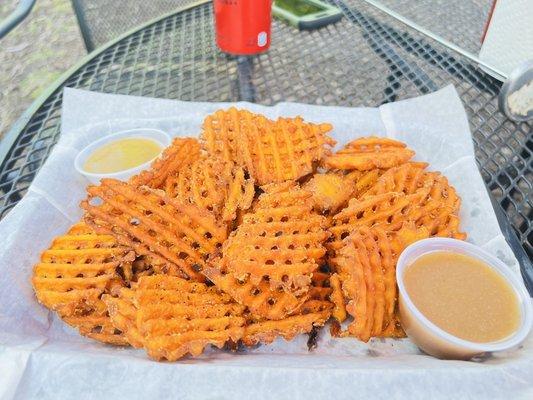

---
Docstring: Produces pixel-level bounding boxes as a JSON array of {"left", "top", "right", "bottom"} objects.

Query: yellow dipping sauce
[
  {"left": 84, "top": 138, "right": 162, "bottom": 174},
  {"left": 404, "top": 251, "right": 520, "bottom": 343}
]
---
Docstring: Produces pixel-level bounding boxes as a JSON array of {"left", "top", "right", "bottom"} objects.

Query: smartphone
[{"left": 273, "top": 0, "right": 343, "bottom": 30}]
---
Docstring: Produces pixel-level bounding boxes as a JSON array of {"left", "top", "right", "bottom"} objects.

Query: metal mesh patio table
[{"left": 0, "top": 0, "right": 531, "bottom": 290}]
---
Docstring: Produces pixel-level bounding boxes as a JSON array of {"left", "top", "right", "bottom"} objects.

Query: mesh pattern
[
  {"left": 376, "top": 0, "right": 491, "bottom": 53},
  {"left": 0, "top": 0, "right": 531, "bottom": 259},
  {"left": 72, "top": 0, "right": 202, "bottom": 50}
]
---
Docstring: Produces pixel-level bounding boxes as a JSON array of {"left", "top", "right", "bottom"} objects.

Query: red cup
[{"left": 214, "top": 0, "right": 272, "bottom": 55}]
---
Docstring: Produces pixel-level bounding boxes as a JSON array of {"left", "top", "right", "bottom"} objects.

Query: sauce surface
[
  {"left": 404, "top": 251, "right": 520, "bottom": 343},
  {"left": 84, "top": 138, "right": 162, "bottom": 174}
]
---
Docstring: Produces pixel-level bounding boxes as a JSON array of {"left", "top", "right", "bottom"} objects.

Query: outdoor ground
[{"left": 0, "top": 0, "right": 85, "bottom": 138}]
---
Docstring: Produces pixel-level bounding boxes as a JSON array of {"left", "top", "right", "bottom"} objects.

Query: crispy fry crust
[
  {"left": 324, "top": 137, "right": 415, "bottom": 171},
  {"left": 135, "top": 275, "right": 246, "bottom": 361},
  {"left": 362, "top": 162, "right": 429, "bottom": 197},
  {"left": 164, "top": 156, "right": 255, "bottom": 222},
  {"left": 130, "top": 137, "right": 200, "bottom": 188},
  {"left": 202, "top": 266, "right": 307, "bottom": 321},
  {"left": 103, "top": 288, "right": 144, "bottom": 348},
  {"left": 203, "top": 183, "right": 329, "bottom": 320},
  {"left": 330, "top": 224, "right": 428, "bottom": 341},
  {"left": 329, "top": 171, "right": 465, "bottom": 251},
  {"left": 201, "top": 108, "right": 336, "bottom": 185},
  {"left": 242, "top": 272, "right": 332, "bottom": 346},
  {"left": 82, "top": 179, "right": 228, "bottom": 281},
  {"left": 32, "top": 222, "right": 133, "bottom": 345},
  {"left": 330, "top": 228, "right": 391, "bottom": 341},
  {"left": 243, "top": 313, "right": 329, "bottom": 346},
  {"left": 329, "top": 273, "right": 347, "bottom": 323},
  {"left": 220, "top": 182, "right": 329, "bottom": 295},
  {"left": 377, "top": 312, "right": 406, "bottom": 338}
]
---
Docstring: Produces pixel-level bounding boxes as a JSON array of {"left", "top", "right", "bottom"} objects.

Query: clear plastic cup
[
  {"left": 396, "top": 238, "right": 532, "bottom": 360},
  {"left": 74, "top": 128, "right": 171, "bottom": 184}
]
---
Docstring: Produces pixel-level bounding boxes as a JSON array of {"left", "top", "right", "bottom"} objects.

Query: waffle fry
[
  {"left": 164, "top": 156, "right": 255, "bottom": 222},
  {"left": 201, "top": 108, "right": 335, "bottom": 185},
  {"left": 220, "top": 182, "right": 329, "bottom": 296},
  {"left": 203, "top": 266, "right": 308, "bottom": 320},
  {"left": 330, "top": 176, "right": 465, "bottom": 251},
  {"left": 329, "top": 191, "right": 423, "bottom": 251},
  {"left": 130, "top": 137, "right": 200, "bottom": 188},
  {"left": 414, "top": 174, "right": 465, "bottom": 239},
  {"left": 329, "top": 273, "right": 347, "bottom": 323},
  {"left": 135, "top": 275, "right": 246, "bottom": 361},
  {"left": 82, "top": 179, "right": 228, "bottom": 281},
  {"left": 243, "top": 312, "right": 330, "bottom": 346},
  {"left": 242, "top": 272, "right": 332, "bottom": 346},
  {"left": 324, "top": 137, "right": 415, "bottom": 171},
  {"left": 330, "top": 224, "right": 428, "bottom": 341},
  {"left": 103, "top": 288, "right": 144, "bottom": 348},
  {"left": 378, "top": 312, "right": 406, "bottom": 339},
  {"left": 346, "top": 169, "right": 385, "bottom": 199},
  {"left": 362, "top": 162, "right": 430, "bottom": 197},
  {"left": 297, "top": 271, "right": 334, "bottom": 316},
  {"left": 32, "top": 222, "right": 132, "bottom": 345},
  {"left": 329, "top": 227, "right": 395, "bottom": 341},
  {"left": 303, "top": 172, "right": 355, "bottom": 213}
]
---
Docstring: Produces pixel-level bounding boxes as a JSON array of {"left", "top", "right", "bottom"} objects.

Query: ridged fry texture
[
  {"left": 324, "top": 137, "right": 414, "bottom": 171},
  {"left": 32, "top": 222, "right": 132, "bottom": 345},
  {"left": 201, "top": 108, "right": 335, "bottom": 185},
  {"left": 164, "top": 156, "right": 254, "bottom": 222},
  {"left": 82, "top": 179, "right": 228, "bottom": 281}
]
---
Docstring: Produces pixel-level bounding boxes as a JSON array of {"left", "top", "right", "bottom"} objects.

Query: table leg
[{"left": 236, "top": 56, "right": 256, "bottom": 103}]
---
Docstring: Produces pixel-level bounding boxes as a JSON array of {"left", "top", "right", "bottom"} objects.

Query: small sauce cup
[
  {"left": 74, "top": 128, "right": 171, "bottom": 184},
  {"left": 396, "top": 238, "right": 532, "bottom": 360}
]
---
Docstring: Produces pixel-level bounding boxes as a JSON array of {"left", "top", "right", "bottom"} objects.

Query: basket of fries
[{"left": 31, "top": 104, "right": 471, "bottom": 360}]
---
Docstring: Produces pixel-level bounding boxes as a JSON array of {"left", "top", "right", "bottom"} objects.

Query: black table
[{"left": 1, "top": 0, "right": 531, "bottom": 288}]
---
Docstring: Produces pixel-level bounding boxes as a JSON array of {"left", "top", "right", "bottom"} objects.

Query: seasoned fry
[
  {"left": 32, "top": 222, "right": 133, "bottom": 345},
  {"left": 329, "top": 273, "right": 347, "bottom": 323},
  {"left": 130, "top": 137, "right": 200, "bottom": 188},
  {"left": 414, "top": 174, "right": 465, "bottom": 239},
  {"left": 362, "top": 162, "right": 430, "bottom": 197},
  {"left": 378, "top": 311, "right": 406, "bottom": 339},
  {"left": 82, "top": 179, "right": 228, "bottom": 281},
  {"left": 219, "top": 182, "right": 329, "bottom": 296},
  {"left": 243, "top": 312, "right": 330, "bottom": 346},
  {"left": 165, "top": 156, "right": 254, "bottom": 222},
  {"left": 329, "top": 227, "right": 394, "bottom": 341},
  {"left": 298, "top": 271, "right": 334, "bottom": 316},
  {"left": 103, "top": 288, "right": 144, "bottom": 348},
  {"left": 201, "top": 108, "right": 335, "bottom": 185},
  {"left": 330, "top": 173, "right": 465, "bottom": 251},
  {"left": 242, "top": 272, "right": 332, "bottom": 346},
  {"left": 324, "top": 137, "right": 415, "bottom": 171},
  {"left": 330, "top": 224, "right": 428, "bottom": 341},
  {"left": 329, "top": 191, "right": 424, "bottom": 251},
  {"left": 135, "top": 275, "right": 246, "bottom": 361},
  {"left": 346, "top": 169, "right": 385, "bottom": 199},
  {"left": 203, "top": 266, "right": 308, "bottom": 321}
]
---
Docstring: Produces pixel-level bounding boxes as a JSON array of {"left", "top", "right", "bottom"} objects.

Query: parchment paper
[{"left": 0, "top": 86, "right": 531, "bottom": 399}]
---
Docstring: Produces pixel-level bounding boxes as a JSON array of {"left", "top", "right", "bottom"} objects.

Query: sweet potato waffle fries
[{"left": 32, "top": 109, "right": 466, "bottom": 360}]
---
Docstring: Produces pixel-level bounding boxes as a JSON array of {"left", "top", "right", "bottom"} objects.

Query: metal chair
[
  {"left": 0, "top": 0, "right": 36, "bottom": 39},
  {"left": 70, "top": 0, "right": 203, "bottom": 51},
  {"left": 0, "top": 0, "right": 201, "bottom": 51}
]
